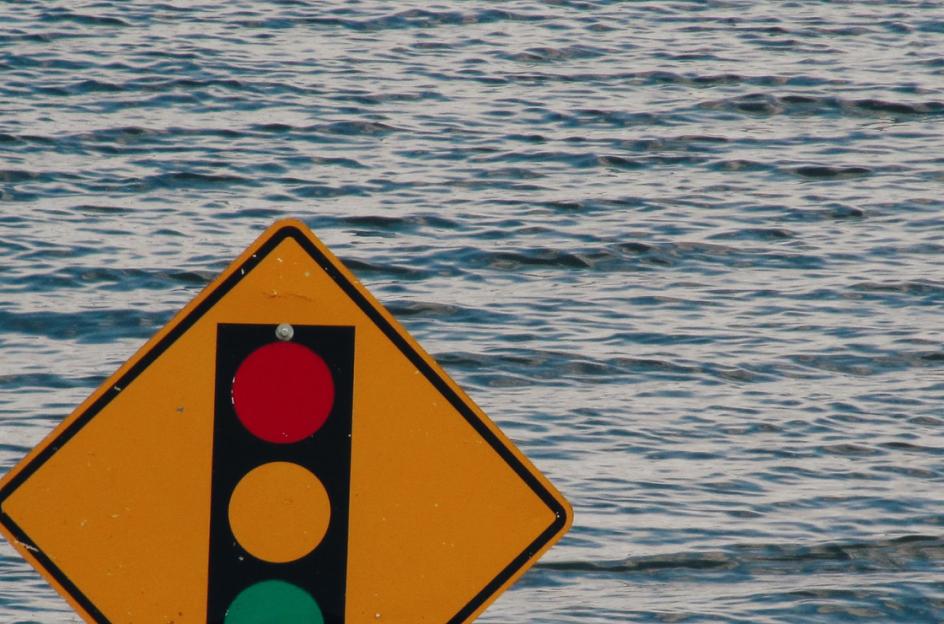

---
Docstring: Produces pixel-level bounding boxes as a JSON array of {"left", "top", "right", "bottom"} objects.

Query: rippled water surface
[{"left": 2, "top": 1, "right": 944, "bottom": 622}]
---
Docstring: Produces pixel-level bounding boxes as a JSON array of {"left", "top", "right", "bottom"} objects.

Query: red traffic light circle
[{"left": 231, "top": 341, "right": 334, "bottom": 443}]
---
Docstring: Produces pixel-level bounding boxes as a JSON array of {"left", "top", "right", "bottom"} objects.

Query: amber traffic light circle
[{"left": 228, "top": 461, "right": 331, "bottom": 563}]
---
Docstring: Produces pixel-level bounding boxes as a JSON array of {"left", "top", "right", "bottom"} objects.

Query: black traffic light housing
[{"left": 207, "top": 323, "right": 354, "bottom": 623}]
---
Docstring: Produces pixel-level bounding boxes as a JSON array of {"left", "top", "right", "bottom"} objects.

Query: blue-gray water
[{"left": 2, "top": 1, "right": 943, "bottom": 622}]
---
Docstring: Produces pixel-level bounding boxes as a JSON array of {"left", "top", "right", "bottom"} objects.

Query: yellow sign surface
[{"left": 0, "top": 219, "right": 572, "bottom": 623}]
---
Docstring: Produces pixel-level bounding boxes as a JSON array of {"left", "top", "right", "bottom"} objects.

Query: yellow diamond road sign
[{"left": 0, "top": 219, "right": 572, "bottom": 623}]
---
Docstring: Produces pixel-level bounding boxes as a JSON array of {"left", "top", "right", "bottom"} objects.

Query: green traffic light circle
[{"left": 224, "top": 580, "right": 324, "bottom": 624}]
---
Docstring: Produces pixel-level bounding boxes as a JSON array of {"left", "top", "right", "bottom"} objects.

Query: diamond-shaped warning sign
[{"left": 0, "top": 219, "right": 572, "bottom": 623}]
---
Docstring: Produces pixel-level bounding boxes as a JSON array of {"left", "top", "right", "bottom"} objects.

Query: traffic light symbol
[{"left": 208, "top": 323, "right": 355, "bottom": 623}]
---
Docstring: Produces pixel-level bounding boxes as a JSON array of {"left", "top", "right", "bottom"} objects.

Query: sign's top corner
[{"left": 258, "top": 217, "right": 313, "bottom": 244}]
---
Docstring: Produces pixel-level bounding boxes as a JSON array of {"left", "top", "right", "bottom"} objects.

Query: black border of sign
[{"left": 0, "top": 222, "right": 568, "bottom": 624}]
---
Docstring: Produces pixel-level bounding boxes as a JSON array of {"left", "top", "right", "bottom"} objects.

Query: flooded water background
[{"left": 1, "top": 1, "right": 943, "bottom": 622}]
